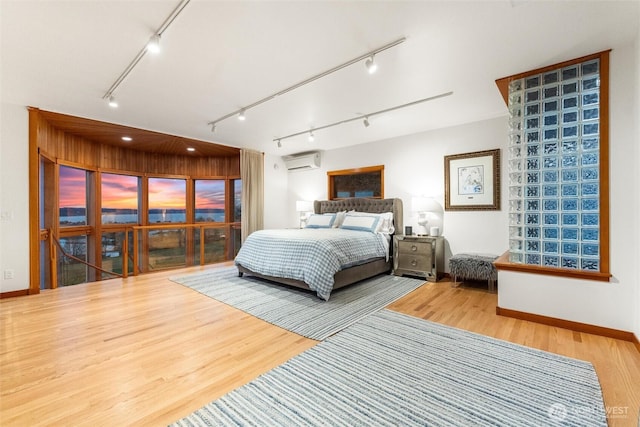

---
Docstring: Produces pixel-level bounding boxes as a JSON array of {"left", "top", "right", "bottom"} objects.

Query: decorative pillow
[
  {"left": 328, "top": 211, "right": 347, "bottom": 228},
  {"left": 339, "top": 214, "right": 380, "bottom": 233},
  {"left": 346, "top": 211, "right": 395, "bottom": 234},
  {"left": 305, "top": 213, "right": 335, "bottom": 228}
]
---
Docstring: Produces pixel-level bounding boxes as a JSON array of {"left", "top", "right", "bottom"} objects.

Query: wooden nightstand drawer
[
  {"left": 393, "top": 235, "right": 444, "bottom": 282},
  {"left": 397, "top": 254, "right": 431, "bottom": 272},
  {"left": 397, "top": 240, "right": 431, "bottom": 255}
]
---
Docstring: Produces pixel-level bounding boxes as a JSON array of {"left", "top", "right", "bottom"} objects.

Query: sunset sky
[
  {"left": 195, "top": 180, "right": 225, "bottom": 209},
  {"left": 102, "top": 173, "right": 138, "bottom": 209},
  {"left": 59, "top": 167, "right": 226, "bottom": 210},
  {"left": 148, "top": 177, "right": 186, "bottom": 209},
  {"left": 58, "top": 166, "right": 86, "bottom": 208}
]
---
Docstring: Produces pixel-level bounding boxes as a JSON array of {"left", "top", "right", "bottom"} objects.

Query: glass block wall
[{"left": 507, "top": 58, "right": 601, "bottom": 271}]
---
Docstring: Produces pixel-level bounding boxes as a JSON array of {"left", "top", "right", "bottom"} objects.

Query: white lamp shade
[
  {"left": 296, "top": 200, "right": 313, "bottom": 212},
  {"left": 411, "top": 196, "right": 441, "bottom": 213}
]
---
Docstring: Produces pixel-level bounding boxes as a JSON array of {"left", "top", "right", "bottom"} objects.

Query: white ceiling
[{"left": 2, "top": 0, "right": 638, "bottom": 156}]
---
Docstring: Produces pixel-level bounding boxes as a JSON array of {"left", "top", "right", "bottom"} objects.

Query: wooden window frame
[{"left": 327, "top": 165, "right": 384, "bottom": 200}]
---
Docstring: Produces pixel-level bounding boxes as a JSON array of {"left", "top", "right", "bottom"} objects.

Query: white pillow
[
  {"left": 305, "top": 213, "right": 335, "bottom": 228},
  {"left": 346, "top": 211, "right": 395, "bottom": 234},
  {"left": 340, "top": 213, "right": 380, "bottom": 233},
  {"left": 327, "top": 211, "right": 347, "bottom": 228}
]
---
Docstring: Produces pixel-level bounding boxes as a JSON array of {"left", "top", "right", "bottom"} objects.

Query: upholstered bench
[{"left": 449, "top": 253, "right": 499, "bottom": 292}]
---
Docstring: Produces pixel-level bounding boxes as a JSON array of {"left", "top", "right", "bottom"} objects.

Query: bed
[{"left": 235, "top": 198, "right": 403, "bottom": 300}]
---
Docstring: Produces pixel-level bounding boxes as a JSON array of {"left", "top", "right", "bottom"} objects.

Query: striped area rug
[
  {"left": 172, "top": 310, "right": 606, "bottom": 427},
  {"left": 170, "top": 266, "right": 425, "bottom": 340}
]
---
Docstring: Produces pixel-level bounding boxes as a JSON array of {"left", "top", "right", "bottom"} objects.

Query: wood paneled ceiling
[{"left": 36, "top": 109, "right": 240, "bottom": 157}]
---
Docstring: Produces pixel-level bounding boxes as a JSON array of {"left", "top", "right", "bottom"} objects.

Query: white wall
[
  {"left": 0, "top": 104, "right": 30, "bottom": 293},
  {"left": 635, "top": 26, "right": 640, "bottom": 339}
]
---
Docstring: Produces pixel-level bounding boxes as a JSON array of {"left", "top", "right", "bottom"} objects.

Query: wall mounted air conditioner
[{"left": 282, "top": 151, "right": 321, "bottom": 171}]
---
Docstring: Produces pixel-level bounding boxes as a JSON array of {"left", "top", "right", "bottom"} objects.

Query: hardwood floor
[{"left": 1, "top": 264, "right": 639, "bottom": 426}]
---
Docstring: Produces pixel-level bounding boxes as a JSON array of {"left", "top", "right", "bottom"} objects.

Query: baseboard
[
  {"left": 496, "top": 306, "right": 636, "bottom": 344},
  {"left": 0, "top": 289, "right": 30, "bottom": 299},
  {"left": 633, "top": 334, "right": 640, "bottom": 354}
]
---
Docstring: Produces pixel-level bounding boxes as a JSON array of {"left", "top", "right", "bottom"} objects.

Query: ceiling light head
[
  {"left": 121, "top": 136, "right": 132, "bottom": 142},
  {"left": 365, "top": 55, "right": 378, "bottom": 74},
  {"left": 146, "top": 34, "right": 161, "bottom": 54},
  {"left": 108, "top": 96, "right": 118, "bottom": 108},
  {"left": 208, "top": 122, "right": 216, "bottom": 133},
  {"left": 363, "top": 117, "right": 370, "bottom": 127},
  {"left": 277, "top": 139, "right": 282, "bottom": 148},
  {"left": 238, "top": 109, "right": 246, "bottom": 121},
  {"left": 308, "top": 131, "right": 315, "bottom": 142}
]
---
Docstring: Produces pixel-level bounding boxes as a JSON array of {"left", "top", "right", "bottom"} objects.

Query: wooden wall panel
[{"left": 34, "top": 113, "right": 240, "bottom": 177}]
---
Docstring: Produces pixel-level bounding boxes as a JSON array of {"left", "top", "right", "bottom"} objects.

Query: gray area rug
[
  {"left": 170, "top": 266, "right": 425, "bottom": 340},
  {"left": 171, "top": 309, "right": 606, "bottom": 427}
]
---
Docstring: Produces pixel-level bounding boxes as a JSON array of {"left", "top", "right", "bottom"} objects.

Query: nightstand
[{"left": 393, "top": 235, "right": 444, "bottom": 282}]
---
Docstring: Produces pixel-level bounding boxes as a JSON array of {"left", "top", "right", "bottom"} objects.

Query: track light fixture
[
  {"left": 365, "top": 55, "right": 378, "bottom": 74},
  {"left": 208, "top": 122, "right": 216, "bottom": 133},
  {"left": 146, "top": 34, "right": 161, "bottom": 54},
  {"left": 102, "top": 0, "right": 191, "bottom": 106},
  {"left": 238, "top": 109, "right": 246, "bottom": 121},
  {"left": 273, "top": 91, "right": 453, "bottom": 144},
  {"left": 207, "top": 37, "right": 406, "bottom": 131},
  {"left": 363, "top": 117, "right": 370, "bottom": 127},
  {"left": 277, "top": 139, "right": 282, "bottom": 148},
  {"left": 108, "top": 96, "right": 118, "bottom": 108},
  {"left": 308, "top": 131, "right": 315, "bottom": 142}
]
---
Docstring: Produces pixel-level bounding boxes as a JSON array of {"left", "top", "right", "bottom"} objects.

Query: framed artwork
[{"left": 444, "top": 149, "right": 500, "bottom": 211}]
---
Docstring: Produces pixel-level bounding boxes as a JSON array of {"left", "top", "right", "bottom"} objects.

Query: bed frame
[{"left": 236, "top": 197, "right": 403, "bottom": 292}]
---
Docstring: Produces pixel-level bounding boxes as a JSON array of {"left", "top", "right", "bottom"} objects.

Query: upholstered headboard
[{"left": 313, "top": 198, "right": 403, "bottom": 232}]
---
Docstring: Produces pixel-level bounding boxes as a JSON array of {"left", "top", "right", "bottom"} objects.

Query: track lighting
[
  {"left": 108, "top": 96, "right": 118, "bottom": 108},
  {"left": 238, "top": 110, "right": 246, "bottom": 121},
  {"left": 277, "top": 139, "right": 282, "bottom": 148},
  {"left": 102, "top": 0, "right": 190, "bottom": 106},
  {"left": 146, "top": 34, "right": 161, "bottom": 54},
  {"left": 208, "top": 122, "right": 216, "bottom": 133},
  {"left": 207, "top": 37, "right": 405, "bottom": 131},
  {"left": 365, "top": 55, "right": 378, "bottom": 74},
  {"left": 273, "top": 91, "right": 453, "bottom": 145}
]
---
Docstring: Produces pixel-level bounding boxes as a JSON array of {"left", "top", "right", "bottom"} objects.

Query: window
[
  {"left": 195, "top": 179, "right": 225, "bottom": 222},
  {"left": 233, "top": 179, "right": 242, "bottom": 222},
  {"left": 101, "top": 173, "right": 139, "bottom": 224},
  {"left": 328, "top": 165, "right": 384, "bottom": 200},
  {"left": 59, "top": 165, "right": 87, "bottom": 226},
  {"left": 148, "top": 178, "right": 186, "bottom": 223},
  {"left": 498, "top": 51, "right": 609, "bottom": 279}
]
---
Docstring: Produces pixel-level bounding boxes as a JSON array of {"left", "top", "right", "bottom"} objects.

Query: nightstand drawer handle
[
  {"left": 411, "top": 259, "right": 417, "bottom": 267},
  {"left": 411, "top": 245, "right": 418, "bottom": 252}
]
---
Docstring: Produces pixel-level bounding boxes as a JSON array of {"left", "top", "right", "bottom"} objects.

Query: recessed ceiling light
[
  {"left": 187, "top": 147, "right": 196, "bottom": 152},
  {"left": 121, "top": 136, "right": 132, "bottom": 141}
]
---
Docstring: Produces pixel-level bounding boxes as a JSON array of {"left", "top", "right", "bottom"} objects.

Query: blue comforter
[{"left": 235, "top": 228, "right": 389, "bottom": 300}]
